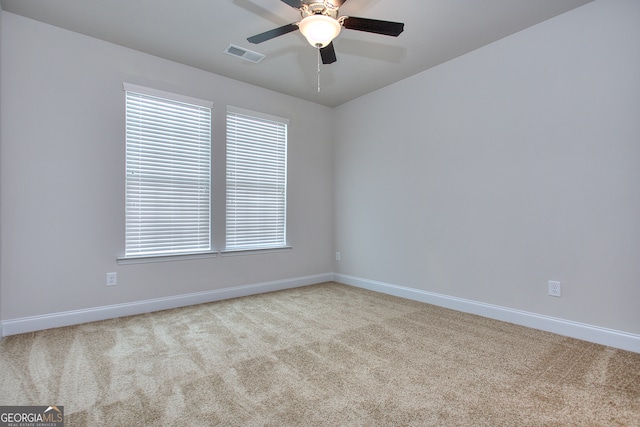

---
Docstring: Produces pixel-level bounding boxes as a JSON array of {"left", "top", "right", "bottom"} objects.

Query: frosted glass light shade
[{"left": 299, "top": 15, "right": 341, "bottom": 48}]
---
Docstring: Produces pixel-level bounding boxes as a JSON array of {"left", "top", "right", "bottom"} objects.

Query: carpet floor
[{"left": 1, "top": 282, "right": 639, "bottom": 426}]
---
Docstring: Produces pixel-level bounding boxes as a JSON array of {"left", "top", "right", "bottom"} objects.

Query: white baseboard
[
  {"left": 1, "top": 273, "right": 333, "bottom": 337},
  {"left": 4, "top": 272, "right": 638, "bottom": 354},
  {"left": 333, "top": 273, "right": 640, "bottom": 354}
]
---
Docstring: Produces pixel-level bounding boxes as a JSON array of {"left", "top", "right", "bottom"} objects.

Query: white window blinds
[
  {"left": 124, "top": 83, "right": 212, "bottom": 257},
  {"left": 226, "top": 107, "right": 288, "bottom": 251}
]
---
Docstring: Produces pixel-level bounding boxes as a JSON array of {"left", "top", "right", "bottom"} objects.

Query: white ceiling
[{"left": 0, "top": 0, "right": 593, "bottom": 107}]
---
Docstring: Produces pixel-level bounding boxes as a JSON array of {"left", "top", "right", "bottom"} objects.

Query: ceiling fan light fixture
[{"left": 298, "top": 15, "right": 341, "bottom": 48}]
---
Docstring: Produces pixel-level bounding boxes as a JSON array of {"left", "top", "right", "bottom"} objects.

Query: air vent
[{"left": 224, "top": 44, "right": 265, "bottom": 63}]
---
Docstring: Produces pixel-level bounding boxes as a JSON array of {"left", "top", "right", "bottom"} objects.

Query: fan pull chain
[{"left": 316, "top": 45, "right": 321, "bottom": 92}]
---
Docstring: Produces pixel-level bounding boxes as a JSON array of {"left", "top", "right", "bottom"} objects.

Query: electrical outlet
[
  {"left": 106, "top": 272, "right": 118, "bottom": 286},
  {"left": 335, "top": 251, "right": 341, "bottom": 261},
  {"left": 548, "top": 280, "right": 561, "bottom": 297}
]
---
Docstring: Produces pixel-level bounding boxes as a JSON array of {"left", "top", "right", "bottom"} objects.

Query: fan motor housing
[{"left": 301, "top": 2, "right": 340, "bottom": 19}]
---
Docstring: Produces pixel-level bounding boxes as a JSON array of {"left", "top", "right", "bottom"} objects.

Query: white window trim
[
  {"left": 117, "top": 251, "right": 218, "bottom": 265},
  {"left": 226, "top": 105, "right": 290, "bottom": 126},
  {"left": 122, "top": 83, "right": 214, "bottom": 261},
  {"left": 220, "top": 246, "right": 292, "bottom": 257},
  {"left": 122, "top": 83, "right": 213, "bottom": 109},
  {"left": 225, "top": 105, "right": 290, "bottom": 252}
]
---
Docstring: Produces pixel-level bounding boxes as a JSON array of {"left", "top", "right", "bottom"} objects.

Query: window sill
[
  {"left": 220, "top": 246, "right": 292, "bottom": 257},
  {"left": 117, "top": 251, "right": 219, "bottom": 265}
]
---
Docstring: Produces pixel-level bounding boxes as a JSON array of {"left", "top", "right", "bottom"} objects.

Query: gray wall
[
  {"left": 0, "top": 13, "right": 334, "bottom": 320},
  {"left": 0, "top": 3, "right": 3, "bottom": 325},
  {"left": 334, "top": 0, "right": 640, "bottom": 335}
]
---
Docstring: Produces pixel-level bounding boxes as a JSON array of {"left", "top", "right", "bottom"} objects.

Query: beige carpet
[{"left": 1, "top": 282, "right": 639, "bottom": 426}]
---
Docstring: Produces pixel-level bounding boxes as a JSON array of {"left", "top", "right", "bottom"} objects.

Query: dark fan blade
[
  {"left": 320, "top": 42, "right": 337, "bottom": 64},
  {"left": 247, "top": 23, "right": 299, "bottom": 44},
  {"left": 342, "top": 16, "right": 404, "bottom": 37},
  {"left": 280, "top": 0, "right": 303, "bottom": 9}
]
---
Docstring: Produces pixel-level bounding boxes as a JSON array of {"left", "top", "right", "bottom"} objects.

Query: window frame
[
  {"left": 119, "top": 83, "right": 216, "bottom": 264},
  {"left": 223, "top": 105, "right": 290, "bottom": 254}
]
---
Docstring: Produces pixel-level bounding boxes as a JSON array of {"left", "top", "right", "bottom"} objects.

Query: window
[
  {"left": 123, "top": 83, "right": 212, "bottom": 258},
  {"left": 225, "top": 106, "right": 288, "bottom": 251}
]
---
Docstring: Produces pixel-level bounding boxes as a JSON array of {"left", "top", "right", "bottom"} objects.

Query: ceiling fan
[{"left": 247, "top": 0, "right": 405, "bottom": 65}]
